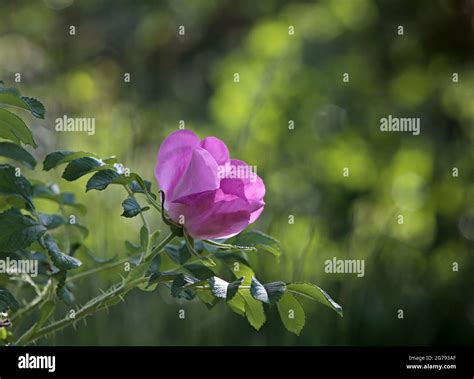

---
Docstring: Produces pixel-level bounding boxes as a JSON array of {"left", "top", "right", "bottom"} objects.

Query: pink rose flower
[{"left": 155, "top": 130, "right": 265, "bottom": 239}]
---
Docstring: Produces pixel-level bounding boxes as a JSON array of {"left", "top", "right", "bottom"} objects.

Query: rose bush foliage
[{"left": 0, "top": 83, "right": 342, "bottom": 345}]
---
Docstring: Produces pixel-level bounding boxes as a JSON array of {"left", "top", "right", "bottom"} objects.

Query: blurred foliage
[{"left": 0, "top": 0, "right": 473, "bottom": 345}]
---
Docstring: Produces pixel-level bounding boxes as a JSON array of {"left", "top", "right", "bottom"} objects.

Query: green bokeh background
[{"left": 1, "top": 0, "right": 473, "bottom": 345}]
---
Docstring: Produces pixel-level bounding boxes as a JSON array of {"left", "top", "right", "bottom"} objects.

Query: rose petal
[
  {"left": 219, "top": 159, "right": 265, "bottom": 223},
  {"left": 155, "top": 130, "right": 200, "bottom": 201},
  {"left": 172, "top": 147, "right": 220, "bottom": 201},
  {"left": 172, "top": 189, "right": 250, "bottom": 239},
  {"left": 199, "top": 136, "right": 230, "bottom": 165}
]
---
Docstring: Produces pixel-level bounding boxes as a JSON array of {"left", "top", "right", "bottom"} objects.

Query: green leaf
[
  {"left": 208, "top": 276, "right": 228, "bottom": 299},
  {"left": 86, "top": 169, "right": 121, "bottom": 191},
  {"left": 147, "top": 271, "right": 180, "bottom": 287},
  {"left": 0, "top": 208, "right": 46, "bottom": 252},
  {"left": 227, "top": 277, "right": 244, "bottom": 301},
  {"left": 227, "top": 292, "right": 246, "bottom": 316},
  {"left": 130, "top": 179, "right": 152, "bottom": 194},
  {"left": 0, "top": 87, "right": 45, "bottom": 118},
  {"left": 0, "top": 142, "right": 36, "bottom": 169},
  {"left": 62, "top": 157, "right": 104, "bottom": 181},
  {"left": 0, "top": 109, "right": 36, "bottom": 147},
  {"left": 140, "top": 225, "right": 149, "bottom": 252},
  {"left": 250, "top": 277, "right": 286, "bottom": 304},
  {"left": 241, "top": 291, "right": 266, "bottom": 330},
  {"left": 287, "top": 283, "right": 343, "bottom": 317},
  {"left": 227, "top": 262, "right": 255, "bottom": 286},
  {"left": 165, "top": 243, "right": 191, "bottom": 265},
  {"left": 0, "top": 164, "right": 34, "bottom": 205},
  {"left": 43, "top": 151, "right": 99, "bottom": 171},
  {"left": 55, "top": 271, "right": 75, "bottom": 305},
  {"left": 86, "top": 170, "right": 138, "bottom": 192},
  {"left": 277, "top": 292, "right": 305, "bottom": 335},
  {"left": 0, "top": 287, "right": 19, "bottom": 312},
  {"left": 196, "top": 289, "right": 218, "bottom": 308},
  {"left": 121, "top": 197, "right": 150, "bottom": 218},
  {"left": 208, "top": 276, "right": 244, "bottom": 301},
  {"left": 41, "top": 234, "right": 82, "bottom": 270},
  {"left": 183, "top": 263, "right": 214, "bottom": 280},
  {"left": 228, "top": 230, "right": 281, "bottom": 257},
  {"left": 170, "top": 274, "right": 199, "bottom": 299},
  {"left": 20, "top": 97, "right": 45, "bottom": 119}
]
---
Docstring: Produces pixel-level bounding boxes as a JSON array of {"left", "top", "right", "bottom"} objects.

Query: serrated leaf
[
  {"left": 250, "top": 277, "right": 286, "bottom": 305},
  {"left": 228, "top": 230, "right": 281, "bottom": 257},
  {"left": 196, "top": 289, "right": 218, "bottom": 308},
  {"left": 227, "top": 261, "right": 254, "bottom": 286},
  {"left": 0, "top": 87, "right": 45, "bottom": 119},
  {"left": 277, "top": 292, "right": 305, "bottom": 335},
  {"left": 227, "top": 292, "right": 245, "bottom": 316},
  {"left": 0, "top": 287, "right": 19, "bottom": 312},
  {"left": 287, "top": 283, "right": 343, "bottom": 317},
  {"left": 62, "top": 157, "right": 104, "bottom": 181},
  {"left": 86, "top": 169, "right": 121, "bottom": 191},
  {"left": 0, "top": 142, "right": 36, "bottom": 169},
  {"left": 183, "top": 263, "right": 214, "bottom": 280},
  {"left": 20, "top": 96, "right": 45, "bottom": 119},
  {"left": 0, "top": 109, "right": 36, "bottom": 146},
  {"left": 86, "top": 170, "right": 137, "bottom": 191},
  {"left": 121, "top": 196, "right": 149, "bottom": 218},
  {"left": 170, "top": 274, "right": 199, "bottom": 299},
  {"left": 227, "top": 277, "right": 244, "bottom": 301},
  {"left": 43, "top": 151, "right": 99, "bottom": 171},
  {"left": 208, "top": 276, "right": 228, "bottom": 299},
  {"left": 0, "top": 208, "right": 46, "bottom": 252},
  {"left": 41, "top": 234, "right": 82, "bottom": 270},
  {"left": 0, "top": 164, "right": 34, "bottom": 205},
  {"left": 241, "top": 291, "right": 266, "bottom": 330}
]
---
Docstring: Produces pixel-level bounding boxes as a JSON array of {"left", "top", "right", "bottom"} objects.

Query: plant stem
[
  {"left": 66, "top": 257, "right": 130, "bottom": 283},
  {"left": 16, "top": 232, "right": 177, "bottom": 346},
  {"left": 20, "top": 277, "right": 148, "bottom": 346}
]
